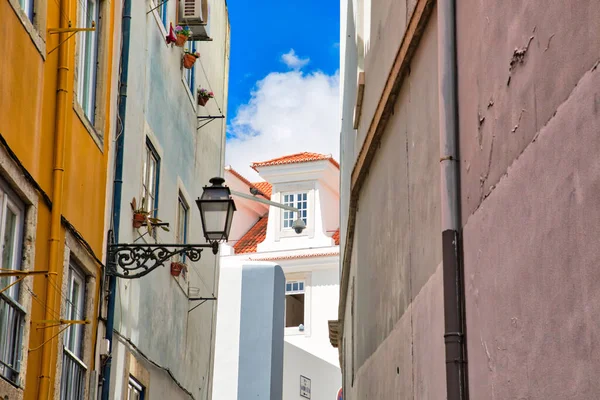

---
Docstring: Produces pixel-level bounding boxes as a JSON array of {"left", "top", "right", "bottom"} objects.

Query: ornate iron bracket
[{"left": 106, "top": 231, "right": 219, "bottom": 279}]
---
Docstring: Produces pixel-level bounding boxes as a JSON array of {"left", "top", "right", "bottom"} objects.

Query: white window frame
[
  {"left": 18, "top": 0, "right": 34, "bottom": 20},
  {"left": 0, "top": 183, "right": 25, "bottom": 384},
  {"left": 142, "top": 140, "right": 160, "bottom": 217},
  {"left": 284, "top": 274, "right": 311, "bottom": 336},
  {"left": 281, "top": 192, "right": 308, "bottom": 229},
  {"left": 60, "top": 263, "right": 88, "bottom": 400},
  {"left": 128, "top": 376, "right": 145, "bottom": 400},
  {"left": 76, "top": 0, "right": 100, "bottom": 124},
  {"left": 64, "top": 264, "right": 86, "bottom": 357},
  {"left": 273, "top": 182, "right": 315, "bottom": 240}
]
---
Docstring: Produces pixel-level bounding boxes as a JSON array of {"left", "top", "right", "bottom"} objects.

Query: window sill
[
  {"left": 285, "top": 327, "right": 307, "bottom": 336},
  {"left": 73, "top": 102, "right": 104, "bottom": 152},
  {"left": 0, "top": 375, "right": 24, "bottom": 393},
  {"left": 7, "top": 0, "right": 46, "bottom": 59}
]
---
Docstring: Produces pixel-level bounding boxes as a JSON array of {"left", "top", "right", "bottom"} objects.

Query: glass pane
[
  {"left": 293, "top": 282, "right": 298, "bottom": 291},
  {"left": 2, "top": 207, "right": 18, "bottom": 299},
  {"left": 299, "top": 282, "right": 304, "bottom": 290}
]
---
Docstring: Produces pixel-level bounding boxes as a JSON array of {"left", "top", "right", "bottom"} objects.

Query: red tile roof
[
  {"left": 251, "top": 152, "right": 340, "bottom": 171},
  {"left": 249, "top": 252, "right": 339, "bottom": 261},
  {"left": 332, "top": 229, "right": 340, "bottom": 245},
  {"left": 252, "top": 181, "right": 272, "bottom": 198},
  {"left": 233, "top": 215, "right": 268, "bottom": 254},
  {"left": 226, "top": 167, "right": 271, "bottom": 200}
]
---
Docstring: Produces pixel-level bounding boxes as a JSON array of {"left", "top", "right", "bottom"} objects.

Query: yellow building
[{"left": 0, "top": 0, "right": 116, "bottom": 398}]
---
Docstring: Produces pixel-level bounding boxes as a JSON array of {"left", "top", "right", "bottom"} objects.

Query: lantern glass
[{"left": 197, "top": 177, "right": 236, "bottom": 242}]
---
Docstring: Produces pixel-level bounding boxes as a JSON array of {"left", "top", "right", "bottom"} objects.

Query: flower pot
[
  {"left": 183, "top": 54, "right": 197, "bottom": 69},
  {"left": 175, "top": 34, "right": 188, "bottom": 47},
  {"left": 171, "top": 262, "right": 186, "bottom": 277},
  {"left": 198, "top": 96, "right": 209, "bottom": 107},
  {"left": 132, "top": 213, "right": 146, "bottom": 229}
]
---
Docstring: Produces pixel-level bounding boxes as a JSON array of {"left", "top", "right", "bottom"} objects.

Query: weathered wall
[
  {"left": 342, "top": 9, "right": 445, "bottom": 399},
  {"left": 459, "top": 6, "right": 600, "bottom": 396},
  {"left": 111, "top": 0, "right": 230, "bottom": 398},
  {"left": 457, "top": 0, "right": 600, "bottom": 223},
  {"left": 338, "top": 0, "right": 357, "bottom": 262},
  {"left": 1, "top": 0, "right": 116, "bottom": 397}
]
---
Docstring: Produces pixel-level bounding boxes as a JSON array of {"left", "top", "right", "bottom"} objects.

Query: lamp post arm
[{"left": 230, "top": 190, "right": 299, "bottom": 213}]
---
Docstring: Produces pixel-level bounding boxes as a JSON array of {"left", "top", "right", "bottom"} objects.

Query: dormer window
[{"left": 282, "top": 192, "right": 308, "bottom": 229}]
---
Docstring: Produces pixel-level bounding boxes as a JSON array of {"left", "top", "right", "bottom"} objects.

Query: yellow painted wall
[{"left": 0, "top": 0, "right": 116, "bottom": 397}]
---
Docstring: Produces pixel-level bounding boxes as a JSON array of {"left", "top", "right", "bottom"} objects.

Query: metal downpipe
[
  {"left": 38, "top": 1, "right": 71, "bottom": 398},
  {"left": 438, "top": 0, "right": 469, "bottom": 399},
  {"left": 100, "top": 0, "right": 131, "bottom": 397}
]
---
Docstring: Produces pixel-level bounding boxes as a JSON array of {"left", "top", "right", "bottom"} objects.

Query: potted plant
[
  {"left": 183, "top": 50, "right": 200, "bottom": 69},
  {"left": 197, "top": 88, "right": 214, "bottom": 107},
  {"left": 170, "top": 261, "right": 187, "bottom": 277},
  {"left": 174, "top": 25, "right": 192, "bottom": 47},
  {"left": 130, "top": 197, "right": 170, "bottom": 233}
]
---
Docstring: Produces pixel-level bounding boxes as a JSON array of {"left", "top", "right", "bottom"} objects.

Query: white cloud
[
  {"left": 226, "top": 70, "right": 340, "bottom": 181},
  {"left": 281, "top": 49, "right": 310, "bottom": 70}
]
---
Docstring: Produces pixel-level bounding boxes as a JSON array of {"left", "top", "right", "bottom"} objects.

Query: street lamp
[
  {"left": 106, "top": 177, "right": 237, "bottom": 279},
  {"left": 196, "top": 177, "right": 236, "bottom": 251}
]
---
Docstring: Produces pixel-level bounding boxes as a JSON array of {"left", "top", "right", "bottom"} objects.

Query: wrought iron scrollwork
[{"left": 106, "top": 231, "right": 219, "bottom": 279}]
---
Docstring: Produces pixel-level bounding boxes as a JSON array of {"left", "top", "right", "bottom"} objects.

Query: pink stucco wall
[{"left": 458, "top": 0, "right": 600, "bottom": 397}]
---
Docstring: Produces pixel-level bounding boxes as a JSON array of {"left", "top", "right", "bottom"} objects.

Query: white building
[
  {"left": 213, "top": 153, "right": 342, "bottom": 399},
  {"left": 101, "top": 0, "right": 231, "bottom": 398}
]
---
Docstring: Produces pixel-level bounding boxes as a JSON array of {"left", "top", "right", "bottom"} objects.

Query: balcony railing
[
  {"left": 60, "top": 348, "right": 87, "bottom": 400},
  {"left": 0, "top": 293, "right": 25, "bottom": 384}
]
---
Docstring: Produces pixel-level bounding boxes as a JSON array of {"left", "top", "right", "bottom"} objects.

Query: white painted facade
[
  {"left": 105, "top": 1, "right": 231, "bottom": 399},
  {"left": 213, "top": 157, "right": 342, "bottom": 399}
]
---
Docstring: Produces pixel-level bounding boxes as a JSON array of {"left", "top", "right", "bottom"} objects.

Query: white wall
[
  {"left": 283, "top": 266, "right": 340, "bottom": 367},
  {"left": 109, "top": 0, "right": 230, "bottom": 398},
  {"left": 283, "top": 342, "right": 342, "bottom": 400}
]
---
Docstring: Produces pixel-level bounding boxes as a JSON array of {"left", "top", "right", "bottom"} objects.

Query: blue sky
[
  {"left": 226, "top": 0, "right": 340, "bottom": 129},
  {"left": 224, "top": 0, "right": 341, "bottom": 180}
]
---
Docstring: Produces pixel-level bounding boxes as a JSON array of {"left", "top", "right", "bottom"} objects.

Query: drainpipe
[
  {"left": 101, "top": 0, "right": 131, "bottom": 397},
  {"left": 38, "top": 0, "right": 70, "bottom": 398},
  {"left": 438, "top": 0, "right": 469, "bottom": 399}
]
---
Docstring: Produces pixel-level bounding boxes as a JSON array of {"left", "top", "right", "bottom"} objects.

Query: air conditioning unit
[
  {"left": 179, "top": 0, "right": 211, "bottom": 41},
  {"left": 179, "top": 0, "right": 206, "bottom": 24},
  {"left": 180, "top": 0, "right": 212, "bottom": 41}
]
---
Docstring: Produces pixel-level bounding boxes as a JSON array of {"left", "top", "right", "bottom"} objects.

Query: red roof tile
[
  {"left": 252, "top": 181, "right": 272, "bottom": 199},
  {"left": 226, "top": 167, "right": 271, "bottom": 200},
  {"left": 332, "top": 229, "right": 340, "bottom": 245},
  {"left": 233, "top": 215, "right": 268, "bottom": 254},
  {"left": 251, "top": 152, "right": 340, "bottom": 171},
  {"left": 249, "top": 252, "right": 339, "bottom": 261}
]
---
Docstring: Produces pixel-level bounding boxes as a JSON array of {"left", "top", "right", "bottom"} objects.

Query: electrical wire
[
  {"left": 198, "top": 57, "right": 223, "bottom": 115},
  {"left": 24, "top": 283, "right": 62, "bottom": 321}
]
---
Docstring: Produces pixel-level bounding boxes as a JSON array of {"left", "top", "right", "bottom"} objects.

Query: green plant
[
  {"left": 130, "top": 197, "right": 169, "bottom": 233},
  {"left": 198, "top": 88, "right": 214, "bottom": 99}
]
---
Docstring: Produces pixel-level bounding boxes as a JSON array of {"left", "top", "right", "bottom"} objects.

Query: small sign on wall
[{"left": 300, "top": 375, "right": 311, "bottom": 399}]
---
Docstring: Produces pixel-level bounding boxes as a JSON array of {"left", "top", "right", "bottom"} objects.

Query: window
[
  {"left": 184, "top": 41, "right": 196, "bottom": 94},
  {"left": 0, "top": 186, "right": 24, "bottom": 384},
  {"left": 282, "top": 192, "right": 307, "bottom": 229},
  {"left": 155, "top": 0, "right": 167, "bottom": 28},
  {"left": 285, "top": 280, "right": 305, "bottom": 328},
  {"left": 19, "top": 0, "right": 34, "bottom": 20},
  {"left": 142, "top": 140, "right": 160, "bottom": 217},
  {"left": 176, "top": 194, "right": 188, "bottom": 245},
  {"left": 175, "top": 193, "right": 188, "bottom": 263},
  {"left": 60, "top": 264, "right": 87, "bottom": 400},
  {"left": 76, "top": 0, "right": 100, "bottom": 123},
  {"left": 128, "top": 376, "right": 145, "bottom": 400}
]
